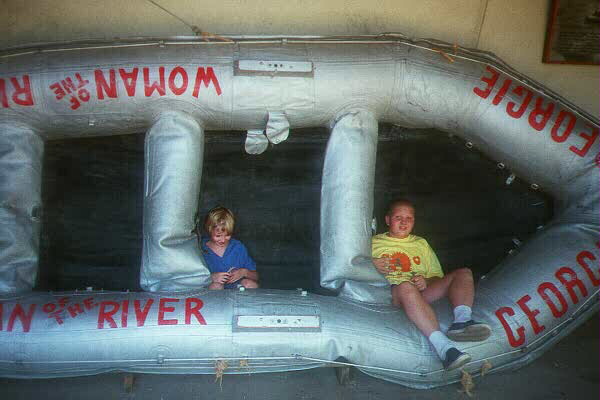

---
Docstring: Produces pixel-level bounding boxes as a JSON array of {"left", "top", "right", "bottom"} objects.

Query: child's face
[
  {"left": 385, "top": 205, "right": 415, "bottom": 239},
  {"left": 210, "top": 228, "right": 231, "bottom": 248}
]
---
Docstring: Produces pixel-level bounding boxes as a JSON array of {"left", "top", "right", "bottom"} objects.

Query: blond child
[{"left": 201, "top": 206, "right": 259, "bottom": 290}]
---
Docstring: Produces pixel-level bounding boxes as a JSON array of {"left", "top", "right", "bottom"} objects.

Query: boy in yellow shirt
[{"left": 372, "top": 199, "right": 491, "bottom": 370}]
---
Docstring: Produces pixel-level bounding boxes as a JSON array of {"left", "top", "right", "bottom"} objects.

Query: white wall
[
  {"left": 2, "top": 0, "right": 598, "bottom": 117},
  {"left": 478, "top": 1, "right": 598, "bottom": 118}
]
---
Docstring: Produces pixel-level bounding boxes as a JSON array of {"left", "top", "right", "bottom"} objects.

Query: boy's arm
[
  {"left": 371, "top": 235, "right": 392, "bottom": 275},
  {"left": 212, "top": 271, "right": 231, "bottom": 284},
  {"left": 244, "top": 269, "right": 259, "bottom": 281},
  {"left": 228, "top": 241, "right": 259, "bottom": 282},
  {"left": 227, "top": 268, "right": 258, "bottom": 283},
  {"left": 372, "top": 256, "right": 391, "bottom": 275},
  {"left": 411, "top": 240, "right": 444, "bottom": 289}
]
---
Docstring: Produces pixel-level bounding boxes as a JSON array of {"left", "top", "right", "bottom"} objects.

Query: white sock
[
  {"left": 428, "top": 331, "right": 453, "bottom": 359},
  {"left": 453, "top": 305, "right": 472, "bottom": 323}
]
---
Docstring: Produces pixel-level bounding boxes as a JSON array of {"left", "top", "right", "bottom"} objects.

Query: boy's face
[
  {"left": 210, "top": 228, "right": 231, "bottom": 249},
  {"left": 385, "top": 205, "right": 415, "bottom": 239}
]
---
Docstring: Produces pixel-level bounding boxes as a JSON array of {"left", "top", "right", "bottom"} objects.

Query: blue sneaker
[
  {"left": 442, "top": 347, "right": 471, "bottom": 371},
  {"left": 447, "top": 320, "right": 492, "bottom": 342}
]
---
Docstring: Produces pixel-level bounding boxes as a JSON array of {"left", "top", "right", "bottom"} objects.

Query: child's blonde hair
[{"left": 204, "top": 206, "right": 235, "bottom": 235}]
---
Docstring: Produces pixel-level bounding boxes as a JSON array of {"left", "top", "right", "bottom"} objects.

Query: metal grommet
[
  {"left": 31, "top": 205, "right": 42, "bottom": 221},
  {"left": 497, "top": 163, "right": 505, "bottom": 169},
  {"left": 505, "top": 174, "right": 516, "bottom": 185},
  {"left": 531, "top": 183, "right": 539, "bottom": 190},
  {"left": 465, "top": 142, "right": 473, "bottom": 149}
]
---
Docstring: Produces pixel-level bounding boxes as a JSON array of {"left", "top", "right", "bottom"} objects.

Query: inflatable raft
[{"left": 0, "top": 35, "right": 598, "bottom": 388}]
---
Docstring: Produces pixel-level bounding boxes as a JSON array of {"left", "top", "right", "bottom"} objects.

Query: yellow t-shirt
[{"left": 371, "top": 233, "right": 444, "bottom": 285}]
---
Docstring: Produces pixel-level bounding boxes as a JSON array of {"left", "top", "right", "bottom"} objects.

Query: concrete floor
[{"left": 2, "top": 314, "right": 597, "bottom": 400}]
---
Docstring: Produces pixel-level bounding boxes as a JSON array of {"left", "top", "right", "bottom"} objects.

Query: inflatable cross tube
[{"left": 0, "top": 35, "right": 598, "bottom": 388}]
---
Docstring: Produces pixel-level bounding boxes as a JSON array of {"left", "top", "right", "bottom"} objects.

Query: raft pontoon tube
[{"left": 0, "top": 34, "right": 598, "bottom": 388}]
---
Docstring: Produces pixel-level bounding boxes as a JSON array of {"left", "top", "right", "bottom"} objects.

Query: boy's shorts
[{"left": 385, "top": 272, "right": 413, "bottom": 285}]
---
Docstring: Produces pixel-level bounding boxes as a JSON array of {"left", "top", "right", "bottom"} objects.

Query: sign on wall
[{"left": 543, "top": 0, "right": 600, "bottom": 64}]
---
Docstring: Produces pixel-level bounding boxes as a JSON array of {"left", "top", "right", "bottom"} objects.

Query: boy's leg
[
  {"left": 421, "top": 268, "right": 491, "bottom": 342},
  {"left": 208, "top": 282, "right": 224, "bottom": 290},
  {"left": 240, "top": 278, "right": 259, "bottom": 289},
  {"left": 392, "top": 282, "right": 470, "bottom": 370},
  {"left": 393, "top": 282, "right": 439, "bottom": 336},
  {"left": 421, "top": 268, "right": 474, "bottom": 307}
]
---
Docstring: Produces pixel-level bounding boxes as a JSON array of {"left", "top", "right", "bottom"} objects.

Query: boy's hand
[
  {"left": 411, "top": 274, "right": 427, "bottom": 291},
  {"left": 226, "top": 268, "right": 247, "bottom": 283},
  {"left": 372, "top": 257, "right": 391, "bottom": 275},
  {"left": 211, "top": 272, "right": 231, "bottom": 284}
]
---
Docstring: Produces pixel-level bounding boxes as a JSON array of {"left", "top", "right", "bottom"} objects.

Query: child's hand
[
  {"left": 226, "top": 268, "right": 247, "bottom": 283},
  {"left": 372, "top": 257, "right": 391, "bottom": 275},
  {"left": 410, "top": 274, "right": 427, "bottom": 291},
  {"left": 211, "top": 272, "right": 231, "bottom": 284}
]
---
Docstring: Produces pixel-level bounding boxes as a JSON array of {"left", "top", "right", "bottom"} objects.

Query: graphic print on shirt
[{"left": 383, "top": 252, "right": 412, "bottom": 272}]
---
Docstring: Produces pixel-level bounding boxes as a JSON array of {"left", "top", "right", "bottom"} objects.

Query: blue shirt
[{"left": 201, "top": 238, "right": 256, "bottom": 283}]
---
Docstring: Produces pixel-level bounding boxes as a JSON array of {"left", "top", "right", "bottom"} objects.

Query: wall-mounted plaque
[{"left": 543, "top": 0, "right": 599, "bottom": 64}]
